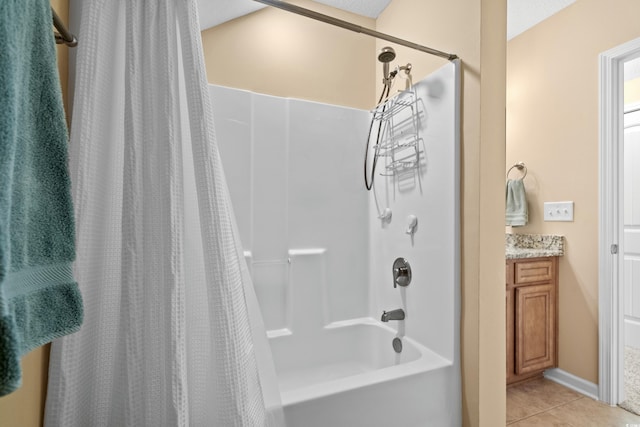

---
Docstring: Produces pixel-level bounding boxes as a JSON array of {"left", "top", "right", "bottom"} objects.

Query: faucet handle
[{"left": 392, "top": 257, "right": 412, "bottom": 288}]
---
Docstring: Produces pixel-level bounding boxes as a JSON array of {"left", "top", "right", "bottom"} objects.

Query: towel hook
[{"left": 507, "top": 162, "right": 527, "bottom": 180}]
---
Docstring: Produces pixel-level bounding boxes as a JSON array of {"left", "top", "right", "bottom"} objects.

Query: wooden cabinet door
[{"left": 515, "top": 283, "right": 556, "bottom": 375}]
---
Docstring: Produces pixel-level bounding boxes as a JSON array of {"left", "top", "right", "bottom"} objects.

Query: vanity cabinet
[{"left": 506, "top": 256, "right": 558, "bottom": 385}]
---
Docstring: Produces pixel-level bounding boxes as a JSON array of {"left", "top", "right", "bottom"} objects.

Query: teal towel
[
  {"left": 0, "top": 0, "right": 83, "bottom": 396},
  {"left": 506, "top": 179, "right": 528, "bottom": 227}
]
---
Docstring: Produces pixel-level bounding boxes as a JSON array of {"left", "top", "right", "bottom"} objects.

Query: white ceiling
[
  {"left": 197, "top": 0, "right": 266, "bottom": 30},
  {"left": 309, "top": 0, "right": 391, "bottom": 18},
  {"left": 197, "top": 0, "right": 578, "bottom": 41},
  {"left": 197, "top": 0, "right": 392, "bottom": 30},
  {"left": 507, "top": 0, "right": 576, "bottom": 40}
]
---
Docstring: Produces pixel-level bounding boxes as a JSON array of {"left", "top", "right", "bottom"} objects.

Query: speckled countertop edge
[{"left": 506, "top": 234, "right": 564, "bottom": 259}]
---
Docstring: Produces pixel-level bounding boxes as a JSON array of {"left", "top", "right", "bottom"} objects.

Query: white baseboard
[{"left": 544, "top": 368, "right": 599, "bottom": 400}]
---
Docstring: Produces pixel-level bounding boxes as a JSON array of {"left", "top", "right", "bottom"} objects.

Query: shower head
[
  {"left": 378, "top": 46, "right": 396, "bottom": 63},
  {"left": 378, "top": 46, "right": 396, "bottom": 85}
]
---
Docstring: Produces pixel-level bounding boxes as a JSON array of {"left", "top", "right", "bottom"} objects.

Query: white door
[{"left": 624, "top": 107, "right": 640, "bottom": 349}]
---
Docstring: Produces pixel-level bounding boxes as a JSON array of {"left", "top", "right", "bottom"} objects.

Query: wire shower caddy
[{"left": 371, "top": 86, "right": 423, "bottom": 178}]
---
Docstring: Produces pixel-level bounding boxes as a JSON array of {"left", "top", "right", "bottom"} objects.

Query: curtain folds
[{"left": 44, "top": 1, "right": 283, "bottom": 425}]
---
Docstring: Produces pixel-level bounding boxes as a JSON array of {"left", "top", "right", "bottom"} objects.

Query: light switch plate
[{"left": 544, "top": 201, "right": 574, "bottom": 222}]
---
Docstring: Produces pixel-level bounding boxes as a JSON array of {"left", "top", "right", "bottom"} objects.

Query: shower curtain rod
[
  {"left": 52, "top": 7, "right": 77, "bottom": 47},
  {"left": 252, "top": 0, "right": 458, "bottom": 61}
]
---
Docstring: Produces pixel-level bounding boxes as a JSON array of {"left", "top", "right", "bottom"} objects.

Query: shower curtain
[{"left": 44, "top": 1, "right": 283, "bottom": 426}]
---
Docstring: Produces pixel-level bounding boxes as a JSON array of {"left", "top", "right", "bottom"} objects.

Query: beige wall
[
  {"left": 201, "top": 0, "right": 376, "bottom": 110},
  {"left": 0, "top": 1, "right": 69, "bottom": 425},
  {"left": 507, "top": 0, "right": 640, "bottom": 384},
  {"left": 0, "top": 346, "right": 50, "bottom": 427},
  {"left": 204, "top": 1, "right": 507, "bottom": 426}
]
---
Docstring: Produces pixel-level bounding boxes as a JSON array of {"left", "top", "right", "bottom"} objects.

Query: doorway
[
  {"left": 599, "top": 38, "right": 640, "bottom": 406},
  {"left": 620, "top": 69, "right": 640, "bottom": 411}
]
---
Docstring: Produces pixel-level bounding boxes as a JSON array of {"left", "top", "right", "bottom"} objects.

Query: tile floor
[{"left": 507, "top": 378, "right": 640, "bottom": 426}]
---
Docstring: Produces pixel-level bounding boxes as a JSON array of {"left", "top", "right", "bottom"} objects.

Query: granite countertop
[{"left": 505, "top": 233, "right": 564, "bottom": 259}]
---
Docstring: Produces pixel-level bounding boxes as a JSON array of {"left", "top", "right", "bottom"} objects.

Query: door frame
[{"left": 599, "top": 36, "right": 640, "bottom": 405}]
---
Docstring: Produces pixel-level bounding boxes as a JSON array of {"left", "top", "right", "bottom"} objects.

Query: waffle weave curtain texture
[{"left": 43, "top": 1, "right": 283, "bottom": 425}]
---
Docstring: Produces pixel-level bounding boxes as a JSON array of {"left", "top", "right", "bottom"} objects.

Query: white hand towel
[{"left": 506, "top": 179, "right": 528, "bottom": 227}]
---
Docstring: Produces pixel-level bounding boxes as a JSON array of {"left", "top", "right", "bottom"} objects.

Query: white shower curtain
[{"left": 44, "top": 1, "right": 283, "bottom": 426}]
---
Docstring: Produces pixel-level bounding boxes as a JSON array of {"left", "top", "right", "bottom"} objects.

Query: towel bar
[{"left": 52, "top": 7, "right": 77, "bottom": 47}]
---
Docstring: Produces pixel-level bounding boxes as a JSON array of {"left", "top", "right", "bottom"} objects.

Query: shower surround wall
[
  {"left": 211, "top": 61, "right": 459, "bottom": 426},
  {"left": 210, "top": 85, "right": 371, "bottom": 330},
  {"left": 370, "top": 64, "right": 459, "bottom": 367}
]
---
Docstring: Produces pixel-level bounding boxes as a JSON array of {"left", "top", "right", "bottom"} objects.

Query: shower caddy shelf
[{"left": 371, "top": 86, "right": 423, "bottom": 177}]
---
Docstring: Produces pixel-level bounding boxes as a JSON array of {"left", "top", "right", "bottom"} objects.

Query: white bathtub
[{"left": 268, "top": 318, "right": 458, "bottom": 427}]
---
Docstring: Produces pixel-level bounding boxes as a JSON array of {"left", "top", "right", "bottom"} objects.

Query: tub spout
[{"left": 381, "top": 309, "right": 405, "bottom": 322}]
